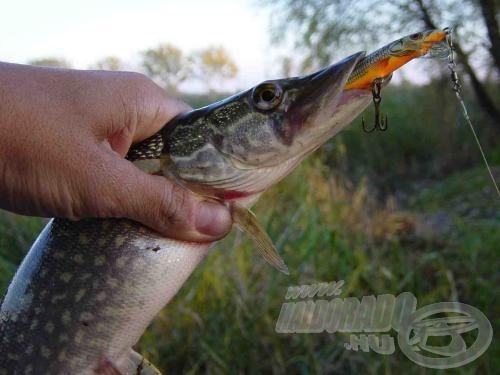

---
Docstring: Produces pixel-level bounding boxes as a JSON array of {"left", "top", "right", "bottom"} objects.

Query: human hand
[{"left": 0, "top": 62, "right": 231, "bottom": 242}]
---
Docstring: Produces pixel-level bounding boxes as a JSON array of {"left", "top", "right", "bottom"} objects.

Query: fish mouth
[
  {"left": 422, "top": 29, "right": 447, "bottom": 43},
  {"left": 418, "top": 29, "right": 447, "bottom": 55},
  {"left": 285, "top": 51, "right": 366, "bottom": 137},
  {"left": 387, "top": 29, "right": 447, "bottom": 58},
  {"left": 417, "top": 29, "right": 450, "bottom": 59}
]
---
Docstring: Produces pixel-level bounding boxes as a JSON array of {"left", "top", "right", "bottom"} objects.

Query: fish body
[
  {"left": 0, "top": 29, "right": 448, "bottom": 374},
  {"left": 0, "top": 219, "right": 208, "bottom": 374}
]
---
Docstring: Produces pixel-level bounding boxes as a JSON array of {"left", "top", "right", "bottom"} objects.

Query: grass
[
  {"left": 129, "top": 159, "right": 499, "bottom": 374},
  {"left": 0, "top": 212, "right": 45, "bottom": 292},
  {"left": 0, "top": 82, "right": 498, "bottom": 373}
]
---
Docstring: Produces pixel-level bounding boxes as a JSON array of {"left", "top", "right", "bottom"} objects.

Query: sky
[
  {"left": 1, "top": 0, "right": 278, "bottom": 91},
  {"left": 1, "top": 0, "right": 440, "bottom": 92}
]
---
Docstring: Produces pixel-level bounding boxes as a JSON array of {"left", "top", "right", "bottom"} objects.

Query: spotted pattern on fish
[{"left": 0, "top": 218, "right": 209, "bottom": 373}]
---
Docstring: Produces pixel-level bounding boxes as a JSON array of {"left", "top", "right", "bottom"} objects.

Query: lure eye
[
  {"left": 409, "top": 32, "right": 422, "bottom": 40},
  {"left": 252, "top": 82, "right": 283, "bottom": 110}
]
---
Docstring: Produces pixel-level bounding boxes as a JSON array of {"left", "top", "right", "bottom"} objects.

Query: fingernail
[{"left": 195, "top": 201, "right": 232, "bottom": 237}]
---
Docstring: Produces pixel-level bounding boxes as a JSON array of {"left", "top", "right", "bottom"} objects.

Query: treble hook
[{"left": 362, "top": 78, "right": 388, "bottom": 132}]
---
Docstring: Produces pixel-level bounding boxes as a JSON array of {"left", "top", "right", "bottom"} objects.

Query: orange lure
[{"left": 345, "top": 29, "right": 447, "bottom": 90}]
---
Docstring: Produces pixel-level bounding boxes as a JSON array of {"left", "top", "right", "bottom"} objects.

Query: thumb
[{"left": 95, "top": 153, "right": 232, "bottom": 242}]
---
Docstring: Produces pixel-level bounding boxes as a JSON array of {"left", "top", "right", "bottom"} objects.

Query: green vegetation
[
  {"left": 134, "top": 160, "right": 499, "bottom": 374},
  {"left": 1, "top": 81, "right": 498, "bottom": 372},
  {"left": 0, "top": 212, "right": 45, "bottom": 292}
]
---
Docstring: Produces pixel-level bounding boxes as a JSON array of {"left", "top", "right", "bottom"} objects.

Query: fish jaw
[{"left": 296, "top": 87, "right": 374, "bottom": 148}]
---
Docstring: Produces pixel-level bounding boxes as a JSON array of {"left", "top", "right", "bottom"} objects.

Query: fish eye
[
  {"left": 252, "top": 82, "right": 283, "bottom": 110},
  {"left": 409, "top": 32, "right": 422, "bottom": 40}
]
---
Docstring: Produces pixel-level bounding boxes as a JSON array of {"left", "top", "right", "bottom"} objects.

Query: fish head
[
  {"left": 161, "top": 52, "right": 367, "bottom": 199},
  {"left": 388, "top": 29, "right": 448, "bottom": 58}
]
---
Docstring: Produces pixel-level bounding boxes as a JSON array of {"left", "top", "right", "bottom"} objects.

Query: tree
[
  {"left": 28, "top": 57, "right": 71, "bottom": 68},
  {"left": 264, "top": 0, "right": 499, "bottom": 122},
  {"left": 478, "top": 0, "right": 500, "bottom": 75},
  {"left": 192, "top": 46, "right": 238, "bottom": 92},
  {"left": 93, "top": 56, "right": 123, "bottom": 71},
  {"left": 141, "top": 44, "right": 189, "bottom": 92}
]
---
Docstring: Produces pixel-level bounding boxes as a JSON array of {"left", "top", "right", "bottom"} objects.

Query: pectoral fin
[
  {"left": 124, "top": 350, "right": 162, "bottom": 375},
  {"left": 231, "top": 203, "right": 289, "bottom": 275},
  {"left": 97, "top": 350, "right": 163, "bottom": 375}
]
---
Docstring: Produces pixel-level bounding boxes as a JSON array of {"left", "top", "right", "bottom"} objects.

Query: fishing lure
[{"left": 345, "top": 29, "right": 449, "bottom": 132}]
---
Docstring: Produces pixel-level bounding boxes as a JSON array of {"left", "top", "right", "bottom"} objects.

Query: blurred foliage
[
  {"left": 93, "top": 56, "right": 124, "bottom": 71},
  {"left": 141, "top": 44, "right": 238, "bottom": 92},
  {"left": 27, "top": 57, "right": 72, "bottom": 68},
  {"left": 141, "top": 43, "right": 189, "bottom": 92},
  {"left": 262, "top": 0, "right": 500, "bottom": 123},
  {"left": 191, "top": 46, "right": 238, "bottom": 92},
  {"left": 133, "top": 161, "right": 499, "bottom": 373},
  {"left": 263, "top": 0, "right": 493, "bottom": 71},
  {"left": 0, "top": 213, "right": 45, "bottom": 292},
  {"left": 324, "top": 80, "right": 499, "bottom": 192},
  {"left": 182, "top": 92, "right": 231, "bottom": 109}
]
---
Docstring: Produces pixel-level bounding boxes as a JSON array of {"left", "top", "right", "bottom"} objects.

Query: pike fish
[{"left": 0, "top": 30, "right": 447, "bottom": 374}]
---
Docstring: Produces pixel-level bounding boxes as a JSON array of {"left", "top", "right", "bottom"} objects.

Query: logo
[
  {"left": 275, "top": 281, "right": 493, "bottom": 369},
  {"left": 398, "top": 302, "right": 492, "bottom": 369}
]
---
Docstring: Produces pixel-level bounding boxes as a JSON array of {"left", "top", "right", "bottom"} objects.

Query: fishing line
[{"left": 444, "top": 28, "right": 500, "bottom": 199}]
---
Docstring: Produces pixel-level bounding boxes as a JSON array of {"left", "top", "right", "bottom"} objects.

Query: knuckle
[
  {"left": 78, "top": 159, "right": 126, "bottom": 219},
  {"left": 123, "top": 71, "right": 155, "bottom": 91},
  {"left": 157, "top": 182, "right": 194, "bottom": 229},
  {"left": 118, "top": 72, "right": 160, "bottom": 127},
  {"left": 92, "top": 191, "right": 121, "bottom": 218}
]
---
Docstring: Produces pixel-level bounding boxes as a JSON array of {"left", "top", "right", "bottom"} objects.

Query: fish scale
[
  {"left": 347, "top": 45, "right": 392, "bottom": 84},
  {"left": 1, "top": 217, "right": 209, "bottom": 374}
]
